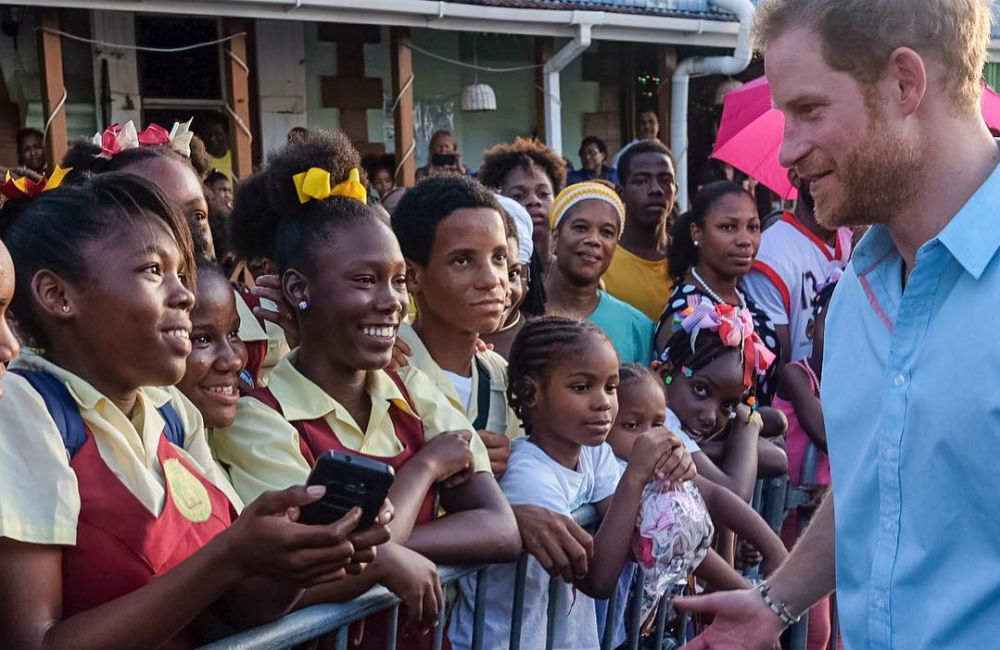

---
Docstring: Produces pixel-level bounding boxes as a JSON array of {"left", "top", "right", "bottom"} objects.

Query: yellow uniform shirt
[
  {"left": 212, "top": 351, "right": 491, "bottom": 505},
  {"left": 396, "top": 321, "right": 523, "bottom": 440},
  {"left": 234, "top": 290, "right": 290, "bottom": 385},
  {"left": 601, "top": 246, "right": 673, "bottom": 321},
  {"left": 0, "top": 351, "right": 242, "bottom": 545}
]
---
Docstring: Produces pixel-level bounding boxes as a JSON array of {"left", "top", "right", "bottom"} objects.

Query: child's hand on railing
[
  {"left": 415, "top": 431, "right": 475, "bottom": 487},
  {"left": 222, "top": 485, "right": 362, "bottom": 586},
  {"left": 511, "top": 505, "right": 594, "bottom": 582},
  {"left": 376, "top": 542, "right": 444, "bottom": 633}
]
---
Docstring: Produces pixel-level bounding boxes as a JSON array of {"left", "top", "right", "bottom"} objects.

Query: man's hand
[
  {"left": 676, "top": 589, "right": 785, "bottom": 649},
  {"left": 512, "top": 505, "right": 593, "bottom": 582}
]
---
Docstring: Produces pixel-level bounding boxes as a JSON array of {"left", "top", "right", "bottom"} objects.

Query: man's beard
[{"left": 812, "top": 113, "right": 923, "bottom": 230}]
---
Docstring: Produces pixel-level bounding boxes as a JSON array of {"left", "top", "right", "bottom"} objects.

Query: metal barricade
[{"left": 198, "top": 505, "right": 688, "bottom": 650}]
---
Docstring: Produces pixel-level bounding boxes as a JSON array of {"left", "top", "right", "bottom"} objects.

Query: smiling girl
[
  {"left": 212, "top": 131, "right": 520, "bottom": 647},
  {"left": 0, "top": 175, "right": 381, "bottom": 650},
  {"left": 450, "top": 316, "right": 692, "bottom": 650},
  {"left": 177, "top": 261, "right": 247, "bottom": 429}
]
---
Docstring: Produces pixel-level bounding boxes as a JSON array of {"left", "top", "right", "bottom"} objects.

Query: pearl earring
[
  {"left": 297, "top": 300, "right": 309, "bottom": 310},
  {"left": 694, "top": 240, "right": 700, "bottom": 247}
]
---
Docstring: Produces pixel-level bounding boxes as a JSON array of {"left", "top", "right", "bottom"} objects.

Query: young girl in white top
[{"left": 449, "top": 316, "right": 694, "bottom": 649}]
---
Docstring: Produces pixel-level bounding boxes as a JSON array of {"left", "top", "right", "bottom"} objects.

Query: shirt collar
[
  {"left": 850, "top": 225, "right": 896, "bottom": 274},
  {"left": 934, "top": 156, "right": 1000, "bottom": 279},
  {"left": 11, "top": 349, "right": 172, "bottom": 411},
  {"left": 267, "top": 350, "right": 415, "bottom": 421}
]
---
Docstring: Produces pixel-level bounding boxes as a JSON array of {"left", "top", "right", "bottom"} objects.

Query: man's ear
[
  {"left": 31, "top": 269, "right": 76, "bottom": 322},
  {"left": 884, "top": 46, "right": 927, "bottom": 118},
  {"left": 282, "top": 268, "right": 310, "bottom": 310}
]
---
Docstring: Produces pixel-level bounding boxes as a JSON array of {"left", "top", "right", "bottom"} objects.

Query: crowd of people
[{"left": 2, "top": 0, "right": 998, "bottom": 648}]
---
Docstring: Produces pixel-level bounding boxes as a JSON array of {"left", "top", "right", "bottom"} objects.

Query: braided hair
[
  {"left": 507, "top": 315, "right": 614, "bottom": 434},
  {"left": 618, "top": 362, "right": 662, "bottom": 396}
]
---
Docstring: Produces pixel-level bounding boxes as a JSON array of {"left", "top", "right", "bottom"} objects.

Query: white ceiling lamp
[{"left": 460, "top": 33, "right": 497, "bottom": 112}]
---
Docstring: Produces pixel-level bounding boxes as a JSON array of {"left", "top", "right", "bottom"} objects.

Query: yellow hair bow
[{"left": 292, "top": 167, "right": 367, "bottom": 205}]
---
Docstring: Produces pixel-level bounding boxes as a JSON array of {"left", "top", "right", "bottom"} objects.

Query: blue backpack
[{"left": 12, "top": 369, "right": 185, "bottom": 458}]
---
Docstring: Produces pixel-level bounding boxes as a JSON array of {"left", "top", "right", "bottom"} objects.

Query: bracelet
[{"left": 754, "top": 580, "right": 801, "bottom": 627}]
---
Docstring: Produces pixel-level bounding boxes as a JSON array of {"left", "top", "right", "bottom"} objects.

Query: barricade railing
[{"left": 198, "top": 505, "right": 688, "bottom": 650}]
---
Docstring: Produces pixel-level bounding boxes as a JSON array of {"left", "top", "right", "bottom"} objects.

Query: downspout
[
  {"left": 670, "top": 0, "right": 754, "bottom": 210},
  {"left": 543, "top": 21, "right": 593, "bottom": 156}
]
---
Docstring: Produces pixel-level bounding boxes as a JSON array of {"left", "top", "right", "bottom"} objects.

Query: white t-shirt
[
  {"left": 742, "top": 213, "right": 852, "bottom": 361},
  {"left": 449, "top": 438, "right": 623, "bottom": 650},
  {"left": 443, "top": 370, "right": 474, "bottom": 410},
  {"left": 666, "top": 408, "right": 701, "bottom": 454}
]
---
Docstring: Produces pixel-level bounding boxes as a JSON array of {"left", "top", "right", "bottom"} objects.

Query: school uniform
[
  {"left": 234, "top": 288, "right": 290, "bottom": 387},
  {"left": 212, "top": 349, "right": 491, "bottom": 505},
  {"left": 396, "top": 321, "right": 522, "bottom": 439},
  {"left": 0, "top": 351, "right": 241, "bottom": 646},
  {"left": 213, "top": 350, "right": 490, "bottom": 650}
]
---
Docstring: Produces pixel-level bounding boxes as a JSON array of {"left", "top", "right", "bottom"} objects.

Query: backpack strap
[
  {"left": 10, "top": 369, "right": 186, "bottom": 456},
  {"left": 158, "top": 402, "right": 186, "bottom": 448},
  {"left": 11, "top": 369, "right": 87, "bottom": 458},
  {"left": 471, "top": 357, "right": 492, "bottom": 432}
]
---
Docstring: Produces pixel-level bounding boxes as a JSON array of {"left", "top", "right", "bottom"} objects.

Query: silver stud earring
[
  {"left": 694, "top": 240, "right": 700, "bottom": 247},
  {"left": 62, "top": 304, "right": 70, "bottom": 313},
  {"left": 297, "top": 300, "right": 309, "bottom": 311}
]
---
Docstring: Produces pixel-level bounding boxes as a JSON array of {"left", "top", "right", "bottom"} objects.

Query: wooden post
[
  {"left": 390, "top": 27, "right": 415, "bottom": 187},
  {"left": 223, "top": 19, "right": 252, "bottom": 178},
  {"left": 534, "top": 37, "right": 554, "bottom": 142},
  {"left": 657, "top": 46, "right": 677, "bottom": 146},
  {"left": 37, "top": 10, "right": 67, "bottom": 169}
]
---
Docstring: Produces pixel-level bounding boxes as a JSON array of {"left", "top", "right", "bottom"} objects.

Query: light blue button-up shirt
[{"left": 823, "top": 159, "right": 1000, "bottom": 649}]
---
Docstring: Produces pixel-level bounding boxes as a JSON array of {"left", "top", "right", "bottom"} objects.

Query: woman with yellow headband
[
  {"left": 542, "top": 181, "right": 656, "bottom": 364},
  {"left": 212, "top": 130, "right": 520, "bottom": 649}
]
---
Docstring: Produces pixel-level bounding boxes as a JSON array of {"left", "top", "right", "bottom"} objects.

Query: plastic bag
[{"left": 631, "top": 480, "right": 714, "bottom": 629}]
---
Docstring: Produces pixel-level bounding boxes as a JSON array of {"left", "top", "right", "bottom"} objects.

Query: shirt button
[
  {"left": 883, "top": 519, "right": 894, "bottom": 532},
  {"left": 892, "top": 373, "right": 905, "bottom": 387},
  {"left": 876, "top": 597, "right": 887, "bottom": 609},
  {"left": 884, "top": 448, "right": 899, "bottom": 460}
]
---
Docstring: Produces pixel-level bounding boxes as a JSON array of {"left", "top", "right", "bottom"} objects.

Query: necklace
[{"left": 691, "top": 267, "right": 746, "bottom": 309}]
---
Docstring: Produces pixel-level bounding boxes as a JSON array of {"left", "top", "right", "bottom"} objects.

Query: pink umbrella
[{"left": 712, "top": 77, "right": 1000, "bottom": 200}]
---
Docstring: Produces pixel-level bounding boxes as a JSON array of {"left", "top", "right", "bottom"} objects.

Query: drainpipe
[
  {"left": 543, "top": 21, "right": 593, "bottom": 156},
  {"left": 670, "top": 0, "right": 754, "bottom": 210}
]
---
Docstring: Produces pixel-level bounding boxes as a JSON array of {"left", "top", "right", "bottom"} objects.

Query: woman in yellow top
[
  {"left": 0, "top": 175, "right": 385, "bottom": 650},
  {"left": 211, "top": 130, "right": 521, "bottom": 643}
]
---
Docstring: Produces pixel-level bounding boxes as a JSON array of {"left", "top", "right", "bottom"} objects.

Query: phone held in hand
[{"left": 299, "top": 451, "right": 395, "bottom": 527}]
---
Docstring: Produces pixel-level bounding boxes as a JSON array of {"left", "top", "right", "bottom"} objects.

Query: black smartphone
[
  {"left": 431, "top": 153, "right": 458, "bottom": 166},
  {"left": 298, "top": 451, "right": 395, "bottom": 528}
]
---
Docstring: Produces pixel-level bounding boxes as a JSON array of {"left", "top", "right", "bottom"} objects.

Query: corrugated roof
[{"left": 441, "top": 0, "right": 735, "bottom": 20}]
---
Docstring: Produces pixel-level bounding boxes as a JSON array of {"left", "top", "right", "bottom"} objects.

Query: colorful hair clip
[
  {"left": 92, "top": 119, "right": 196, "bottom": 160},
  {"left": 663, "top": 375, "right": 673, "bottom": 386},
  {"left": 650, "top": 360, "right": 662, "bottom": 371},
  {"left": 0, "top": 165, "right": 72, "bottom": 200},
  {"left": 681, "top": 366, "right": 694, "bottom": 378}
]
